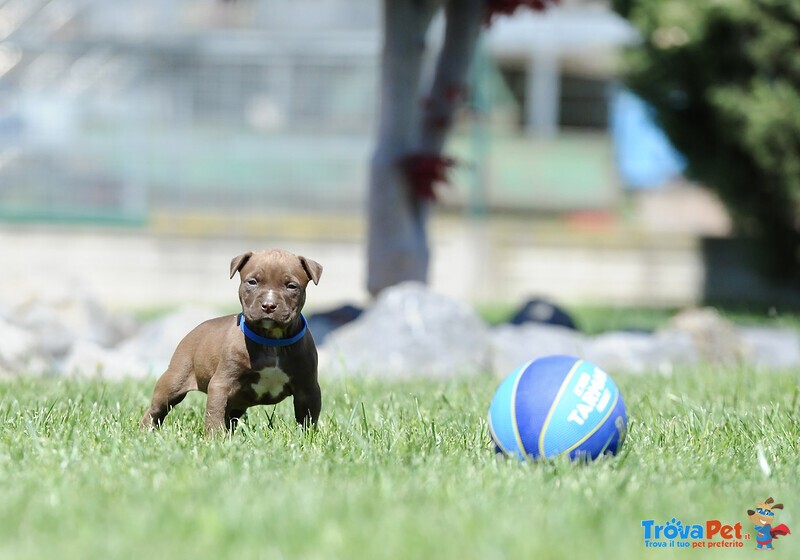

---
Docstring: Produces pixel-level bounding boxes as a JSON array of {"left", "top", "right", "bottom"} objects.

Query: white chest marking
[{"left": 252, "top": 367, "right": 290, "bottom": 399}]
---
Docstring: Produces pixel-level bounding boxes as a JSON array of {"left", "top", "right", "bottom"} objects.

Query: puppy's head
[{"left": 230, "top": 249, "right": 322, "bottom": 332}]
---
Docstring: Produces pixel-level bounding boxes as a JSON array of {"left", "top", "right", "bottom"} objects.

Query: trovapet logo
[
  {"left": 641, "top": 498, "right": 792, "bottom": 551},
  {"left": 641, "top": 518, "right": 749, "bottom": 549}
]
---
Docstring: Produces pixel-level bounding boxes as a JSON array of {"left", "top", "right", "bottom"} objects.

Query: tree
[
  {"left": 367, "top": 0, "right": 556, "bottom": 295},
  {"left": 613, "top": 0, "right": 800, "bottom": 283}
]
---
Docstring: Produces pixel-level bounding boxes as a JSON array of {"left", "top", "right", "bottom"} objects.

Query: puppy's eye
[
  {"left": 286, "top": 282, "right": 299, "bottom": 290},
  {"left": 247, "top": 278, "right": 258, "bottom": 286}
]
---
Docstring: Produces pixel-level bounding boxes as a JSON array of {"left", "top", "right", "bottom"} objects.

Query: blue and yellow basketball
[{"left": 488, "top": 355, "right": 627, "bottom": 460}]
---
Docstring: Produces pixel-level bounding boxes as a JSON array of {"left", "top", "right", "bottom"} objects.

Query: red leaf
[{"left": 399, "top": 153, "right": 457, "bottom": 202}]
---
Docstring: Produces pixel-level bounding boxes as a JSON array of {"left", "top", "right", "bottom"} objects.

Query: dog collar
[{"left": 238, "top": 313, "right": 308, "bottom": 347}]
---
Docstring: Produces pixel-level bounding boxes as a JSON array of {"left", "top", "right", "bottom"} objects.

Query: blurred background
[{"left": 0, "top": 0, "right": 796, "bottom": 312}]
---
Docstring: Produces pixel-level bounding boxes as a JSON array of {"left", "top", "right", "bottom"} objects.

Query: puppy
[{"left": 141, "top": 249, "right": 322, "bottom": 435}]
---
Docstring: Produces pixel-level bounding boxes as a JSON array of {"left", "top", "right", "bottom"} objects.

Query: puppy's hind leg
[{"left": 141, "top": 364, "right": 196, "bottom": 429}]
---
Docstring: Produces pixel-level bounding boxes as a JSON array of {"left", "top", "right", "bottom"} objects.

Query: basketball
[{"left": 488, "top": 355, "right": 627, "bottom": 460}]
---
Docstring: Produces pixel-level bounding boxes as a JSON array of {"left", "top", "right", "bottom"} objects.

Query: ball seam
[{"left": 537, "top": 358, "right": 584, "bottom": 457}]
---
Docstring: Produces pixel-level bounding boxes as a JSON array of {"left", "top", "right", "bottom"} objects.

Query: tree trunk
[{"left": 367, "top": 0, "right": 485, "bottom": 296}]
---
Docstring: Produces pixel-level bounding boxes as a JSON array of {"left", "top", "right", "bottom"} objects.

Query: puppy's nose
[{"left": 261, "top": 301, "right": 278, "bottom": 313}]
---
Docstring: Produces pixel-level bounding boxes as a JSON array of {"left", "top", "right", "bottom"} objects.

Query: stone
[
  {"left": 117, "top": 306, "right": 223, "bottom": 374},
  {"left": 490, "top": 323, "right": 698, "bottom": 376},
  {"left": 0, "top": 317, "right": 51, "bottom": 377},
  {"left": 584, "top": 329, "right": 698, "bottom": 375},
  {"left": 60, "top": 340, "right": 149, "bottom": 380},
  {"left": 667, "top": 307, "right": 745, "bottom": 366},
  {"left": 321, "top": 282, "right": 491, "bottom": 379},
  {"left": 738, "top": 326, "right": 800, "bottom": 369},
  {"left": 7, "top": 288, "right": 137, "bottom": 358},
  {"left": 490, "top": 323, "right": 586, "bottom": 377}
]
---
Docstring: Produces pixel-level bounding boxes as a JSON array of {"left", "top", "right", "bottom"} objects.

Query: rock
[
  {"left": 490, "top": 323, "right": 698, "bottom": 376},
  {"left": 738, "top": 326, "right": 800, "bottom": 369},
  {"left": 7, "top": 288, "right": 137, "bottom": 358},
  {"left": 5, "top": 282, "right": 796, "bottom": 380},
  {"left": 117, "top": 307, "right": 222, "bottom": 373},
  {"left": 667, "top": 307, "right": 745, "bottom": 366},
  {"left": 60, "top": 340, "right": 150, "bottom": 379},
  {"left": 490, "top": 323, "right": 586, "bottom": 377},
  {"left": 321, "top": 282, "right": 491, "bottom": 379},
  {"left": 584, "top": 329, "right": 698, "bottom": 375},
  {"left": 0, "top": 317, "right": 51, "bottom": 377}
]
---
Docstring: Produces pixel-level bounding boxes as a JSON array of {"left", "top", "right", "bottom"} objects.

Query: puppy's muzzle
[{"left": 261, "top": 301, "right": 278, "bottom": 313}]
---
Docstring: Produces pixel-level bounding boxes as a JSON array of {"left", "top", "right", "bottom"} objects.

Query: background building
[{"left": 0, "top": 0, "right": 742, "bottom": 308}]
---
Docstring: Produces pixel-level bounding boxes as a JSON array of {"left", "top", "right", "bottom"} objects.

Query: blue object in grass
[{"left": 489, "top": 355, "right": 627, "bottom": 461}]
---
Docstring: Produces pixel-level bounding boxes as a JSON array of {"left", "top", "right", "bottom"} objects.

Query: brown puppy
[{"left": 141, "top": 249, "right": 322, "bottom": 435}]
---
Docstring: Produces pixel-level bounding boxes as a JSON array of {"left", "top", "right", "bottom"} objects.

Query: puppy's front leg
[
  {"left": 293, "top": 382, "right": 321, "bottom": 428},
  {"left": 205, "top": 378, "right": 232, "bottom": 436}
]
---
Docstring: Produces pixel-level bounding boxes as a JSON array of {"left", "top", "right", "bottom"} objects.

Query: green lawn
[{"left": 0, "top": 369, "right": 798, "bottom": 560}]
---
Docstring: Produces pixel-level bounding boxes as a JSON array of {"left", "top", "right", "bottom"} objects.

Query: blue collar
[{"left": 238, "top": 313, "right": 308, "bottom": 347}]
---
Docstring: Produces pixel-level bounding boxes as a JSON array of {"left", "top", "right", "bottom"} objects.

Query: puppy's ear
[
  {"left": 773, "top": 503, "right": 784, "bottom": 510},
  {"left": 299, "top": 256, "right": 322, "bottom": 285},
  {"left": 230, "top": 252, "right": 253, "bottom": 279},
  {"left": 766, "top": 497, "right": 775, "bottom": 505},
  {"left": 747, "top": 510, "right": 756, "bottom": 516}
]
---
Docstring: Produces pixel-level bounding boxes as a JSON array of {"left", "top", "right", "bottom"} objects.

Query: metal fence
[
  {"left": 0, "top": 0, "right": 386, "bottom": 223},
  {"left": 0, "top": 0, "right": 618, "bottom": 226}
]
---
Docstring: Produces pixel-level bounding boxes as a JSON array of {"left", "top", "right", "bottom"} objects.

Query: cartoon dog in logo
[{"left": 747, "top": 497, "right": 791, "bottom": 550}]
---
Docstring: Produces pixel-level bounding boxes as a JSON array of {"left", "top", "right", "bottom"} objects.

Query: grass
[
  {"left": 478, "top": 303, "right": 800, "bottom": 334},
  {"left": 0, "top": 369, "right": 798, "bottom": 560}
]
